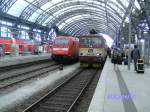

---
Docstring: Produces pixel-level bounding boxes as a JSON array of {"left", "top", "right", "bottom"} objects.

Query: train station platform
[
  {"left": 88, "top": 58, "right": 150, "bottom": 112},
  {"left": 0, "top": 53, "right": 51, "bottom": 68}
]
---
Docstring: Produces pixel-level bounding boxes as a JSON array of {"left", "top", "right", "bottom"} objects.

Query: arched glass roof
[{"left": 0, "top": 0, "right": 141, "bottom": 38}]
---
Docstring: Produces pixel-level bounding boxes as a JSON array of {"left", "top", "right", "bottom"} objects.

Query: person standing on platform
[
  {"left": 111, "top": 47, "right": 119, "bottom": 70},
  {"left": 131, "top": 45, "right": 140, "bottom": 71},
  {"left": 107, "top": 47, "right": 111, "bottom": 58},
  {"left": 125, "top": 47, "right": 129, "bottom": 59}
]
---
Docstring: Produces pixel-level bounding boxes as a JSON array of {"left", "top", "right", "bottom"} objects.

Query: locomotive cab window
[
  {"left": 80, "top": 37, "right": 102, "bottom": 46},
  {"left": 54, "top": 38, "right": 69, "bottom": 45},
  {"left": 91, "top": 38, "right": 102, "bottom": 45}
]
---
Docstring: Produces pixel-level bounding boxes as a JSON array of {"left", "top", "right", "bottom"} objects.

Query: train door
[{"left": 19, "top": 44, "right": 25, "bottom": 54}]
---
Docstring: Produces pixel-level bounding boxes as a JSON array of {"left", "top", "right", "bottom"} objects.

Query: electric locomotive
[
  {"left": 52, "top": 36, "right": 79, "bottom": 62},
  {"left": 79, "top": 34, "right": 107, "bottom": 67}
]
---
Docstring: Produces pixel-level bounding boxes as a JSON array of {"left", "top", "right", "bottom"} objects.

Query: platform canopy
[{"left": 0, "top": 0, "right": 140, "bottom": 38}]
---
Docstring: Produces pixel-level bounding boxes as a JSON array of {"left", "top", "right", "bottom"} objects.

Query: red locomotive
[{"left": 52, "top": 36, "right": 79, "bottom": 62}]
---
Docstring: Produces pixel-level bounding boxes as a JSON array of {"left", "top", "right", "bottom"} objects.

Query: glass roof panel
[
  {"left": 118, "top": 0, "right": 129, "bottom": 7},
  {"left": 28, "top": 9, "right": 43, "bottom": 22},
  {"left": 7, "top": 0, "right": 29, "bottom": 17},
  {"left": 58, "top": 22, "right": 66, "bottom": 29},
  {"left": 2, "top": 0, "right": 137, "bottom": 37},
  {"left": 43, "top": 16, "right": 53, "bottom": 25},
  {"left": 51, "top": 0, "right": 64, "bottom": 4},
  {"left": 26, "top": 0, "right": 35, "bottom": 2},
  {"left": 135, "top": 0, "right": 141, "bottom": 10},
  {"left": 64, "top": 14, "right": 106, "bottom": 23},
  {"left": 53, "top": 6, "right": 106, "bottom": 18},
  {"left": 41, "top": 2, "right": 53, "bottom": 10},
  {"left": 5, "top": 0, "right": 131, "bottom": 23}
]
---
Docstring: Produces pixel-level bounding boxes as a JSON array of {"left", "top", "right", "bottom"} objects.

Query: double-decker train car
[
  {"left": 0, "top": 38, "right": 25, "bottom": 54},
  {"left": 52, "top": 36, "right": 79, "bottom": 62},
  {"left": 0, "top": 37, "right": 53, "bottom": 55},
  {"left": 0, "top": 38, "right": 35, "bottom": 54},
  {"left": 79, "top": 34, "right": 107, "bottom": 67}
]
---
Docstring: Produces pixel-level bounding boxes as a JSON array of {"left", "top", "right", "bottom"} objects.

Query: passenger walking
[
  {"left": 0, "top": 46, "right": 3, "bottom": 57},
  {"left": 111, "top": 47, "right": 118, "bottom": 70},
  {"left": 125, "top": 47, "right": 129, "bottom": 59},
  {"left": 131, "top": 45, "right": 140, "bottom": 71},
  {"left": 107, "top": 47, "right": 111, "bottom": 58}
]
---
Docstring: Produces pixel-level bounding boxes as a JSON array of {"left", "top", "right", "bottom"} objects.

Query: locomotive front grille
[{"left": 79, "top": 56, "right": 102, "bottom": 63}]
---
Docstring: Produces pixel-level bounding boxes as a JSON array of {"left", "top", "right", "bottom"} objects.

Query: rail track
[
  {"left": 0, "top": 61, "right": 59, "bottom": 90},
  {"left": 0, "top": 59, "right": 51, "bottom": 73},
  {"left": 22, "top": 69, "right": 99, "bottom": 112}
]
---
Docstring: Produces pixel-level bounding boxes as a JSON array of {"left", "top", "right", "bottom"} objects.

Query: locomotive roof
[
  {"left": 78, "top": 35, "right": 103, "bottom": 38},
  {"left": 56, "top": 36, "right": 79, "bottom": 41}
]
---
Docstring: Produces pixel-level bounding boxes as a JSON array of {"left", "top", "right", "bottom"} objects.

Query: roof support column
[
  {"left": 128, "top": 12, "right": 132, "bottom": 70},
  {"left": 145, "top": 0, "right": 150, "bottom": 65},
  {"left": 28, "top": 27, "right": 34, "bottom": 40},
  {"left": 10, "top": 23, "right": 19, "bottom": 39}
]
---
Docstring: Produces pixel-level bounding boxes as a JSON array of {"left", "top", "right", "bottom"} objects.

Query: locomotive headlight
[
  {"left": 80, "top": 53, "right": 83, "bottom": 55},
  {"left": 97, "top": 53, "right": 101, "bottom": 56}
]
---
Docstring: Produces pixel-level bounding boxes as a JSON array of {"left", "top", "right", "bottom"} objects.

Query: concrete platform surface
[
  {"left": 88, "top": 58, "right": 150, "bottom": 112},
  {"left": 0, "top": 53, "right": 51, "bottom": 67}
]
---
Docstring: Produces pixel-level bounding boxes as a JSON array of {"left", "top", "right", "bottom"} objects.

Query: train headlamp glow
[
  {"left": 80, "top": 53, "right": 83, "bottom": 55},
  {"left": 97, "top": 54, "right": 101, "bottom": 56}
]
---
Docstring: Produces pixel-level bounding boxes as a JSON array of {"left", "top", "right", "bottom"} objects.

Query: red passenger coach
[
  {"left": 0, "top": 38, "right": 12, "bottom": 54},
  {"left": 15, "top": 39, "right": 25, "bottom": 54},
  {"left": 0, "top": 38, "right": 34, "bottom": 54},
  {"left": 52, "top": 36, "right": 79, "bottom": 62},
  {"left": 0, "top": 38, "right": 25, "bottom": 54}
]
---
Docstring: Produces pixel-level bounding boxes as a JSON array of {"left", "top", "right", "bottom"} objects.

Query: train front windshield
[
  {"left": 80, "top": 37, "right": 102, "bottom": 46},
  {"left": 54, "top": 38, "right": 69, "bottom": 45}
]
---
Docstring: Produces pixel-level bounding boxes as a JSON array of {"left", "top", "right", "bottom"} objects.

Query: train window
[
  {"left": 80, "top": 38, "right": 102, "bottom": 46},
  {"left": 54, "top": 38, "right": 69, "bottom": 45},
  {"left": 79, "top": 38, "right": 86, "bottom": 45},
  {"left": 92, "top": 38, "right": 102, "bottom": 45},
  {"left": 19, "top": 45, "right": 23, "bottom": 48}
]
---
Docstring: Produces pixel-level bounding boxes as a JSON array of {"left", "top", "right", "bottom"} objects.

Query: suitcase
[
  {"left": 117, "top": 55, "right": 122, "bottom": 65},
  {"left": 137, "top": 59, "right": 144, "bottom": 73}
]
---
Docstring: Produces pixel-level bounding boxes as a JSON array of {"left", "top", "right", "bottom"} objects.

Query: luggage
[
  {"left": 137, "top": 59, "right": 144, "bottom": 73},
  {"left": 118, "top": 60, "right": 122, "bottom": 65},
  {"left": 117, "top": 53, "right": 122, "bottom": 65},
  {"left": 111, "top": 50, "right": 118, "bottom": 64},
  {"left": 124, "top": 58, "right": 128, "bottom": 65}
]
